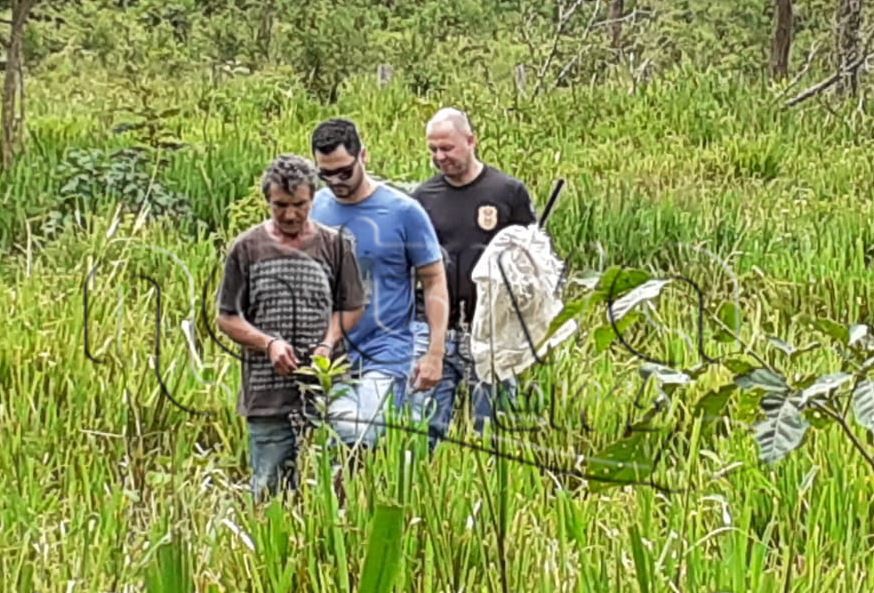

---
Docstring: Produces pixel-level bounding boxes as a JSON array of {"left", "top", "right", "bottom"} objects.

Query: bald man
[{"left": 410, "top": 107, "right": 536, "bottom": 448}]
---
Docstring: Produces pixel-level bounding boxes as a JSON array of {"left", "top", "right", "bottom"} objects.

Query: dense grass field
[{"left": 3, "top": 31, "right": 874, "bottom": 592}]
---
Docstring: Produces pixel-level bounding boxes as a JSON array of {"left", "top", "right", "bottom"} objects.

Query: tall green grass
[{"left": 2, "top": 64, "right": 874, "bottom": 591}]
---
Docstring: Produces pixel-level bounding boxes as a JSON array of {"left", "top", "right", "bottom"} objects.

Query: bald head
[
  {"left": 426, "top": 107, "right": 473, "bottom": 136},
  {"left": 425, "top": 107, "right": 481, "bottom": 185}
]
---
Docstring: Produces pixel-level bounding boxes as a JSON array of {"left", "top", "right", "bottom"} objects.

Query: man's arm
[
  {"left": 312, "top": 308, "right": 364, "bottom": 359},
  {"left": 216, "top": 312, "right": 299, "bottom": 375},
  {"left": 412, "top": 260, "right": 448, "bottom": 390},
  {"left": 215, "top": 240, "right": 299, "bottom": 375},
  {"left": 401, "top": 198, "right": 447, "bottom": 390}
]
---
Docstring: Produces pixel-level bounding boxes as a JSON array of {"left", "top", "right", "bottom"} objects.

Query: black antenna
[{"left": 538, "top": 178, "right": 565, "bottom": 229}]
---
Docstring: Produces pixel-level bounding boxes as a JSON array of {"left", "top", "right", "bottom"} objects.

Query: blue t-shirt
[{"left": 311, "top": 183, "right": 442, "bottom": 378}]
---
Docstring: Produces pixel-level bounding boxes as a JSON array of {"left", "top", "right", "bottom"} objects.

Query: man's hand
[
  {"left": 415, "top": 260, "right": 448, "bottom": 392},
  {"left": 412, "top": 351, "right": 443, "bottom": 391},
  {"left": 312, "top": 344, "right": 332, "bottom": 361},
  {"left": 267, "top": 339, "right": 299, "bottom": 375}
]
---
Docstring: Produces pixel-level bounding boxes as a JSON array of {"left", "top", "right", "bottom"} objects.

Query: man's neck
[
  {"left": 445, "top": 159, "right": 484, "bottom": 187},
  {"left": 336, "top": 174, "right": 378, "bottom": 205},
  {"left": 267, "top": 220, "right": 315, "bottom": 248}
]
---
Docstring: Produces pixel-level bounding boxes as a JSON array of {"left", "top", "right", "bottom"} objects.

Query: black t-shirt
[{"left": 413, "top": 165, "right": 536, "bottom": 328}]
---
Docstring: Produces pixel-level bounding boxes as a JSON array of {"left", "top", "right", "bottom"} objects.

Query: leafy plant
[
  {"left": 546, "top": 261, "right": 874, "bottom": 492},
  {"left": 47, "top": 147, "right": 191, "bottom": 238}
]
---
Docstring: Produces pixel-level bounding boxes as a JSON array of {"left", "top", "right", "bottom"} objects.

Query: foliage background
[{"left": 2, "top": 0, "right": 874, "bottom": 591}]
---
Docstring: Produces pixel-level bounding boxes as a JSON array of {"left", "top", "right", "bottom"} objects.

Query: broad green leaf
[
  {"left": 587, "top": 431, "right": 661, "bottom": 493},
  {"left": 813, "top": 318, "right": 849, "bottom": 345},
  {"left": 722, "top": 358, "right": 755, "bottom": 375},
  {"left": 803, "top": 406, "right": 834, "bottom": 429},
  {"left": 852, "top": 379, "right": 874, "bottom": 434},
  {"left": 596, "top": 266, "right": 651, "bottom": 297},
  {"left": 798, "top": 372, "right": 853, "bottom": 406},
  {"left": 359, "top": 503, "right": 405, "bottom": 593},
  {"left": 544, "top": 297, "right": 590, "bottom": 340},
  {"left": 693, "top": 384, "right": 736, "bottom": 427},
  {"left": 712, "top": 329, "right": 737, "bottom": 343},
  {"left": 735, "top": 368, "right": 788, "bottom": 393},
  {"left": 753, "top": 399, "right": 809, "bottom": 464},
  {"left": 593, "top": 326, "right": 617, "bottom": 353},
  {"left": 717, "top": 301, "right": 743, "bottom": 332},
  {"left": 607, "top": 279, "right": 670, "bottom": 321},
  {"left": 592, "top": 311, "right": 642, "bottom": 353},
  {"left": 736, "top": 389, "right": 762, "bottom": 424}
]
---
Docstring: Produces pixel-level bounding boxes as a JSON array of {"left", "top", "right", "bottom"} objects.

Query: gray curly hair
[{"left": 260, "top": 154, "right": 320, "bottom": 201}]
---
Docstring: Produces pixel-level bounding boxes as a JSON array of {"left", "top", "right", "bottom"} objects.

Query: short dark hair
[
  {"left": 260, "top": 154, "right": 319, "bottom": 201},
  {"left": 311, "top": 118, "right": 362, "bottom": 157}
]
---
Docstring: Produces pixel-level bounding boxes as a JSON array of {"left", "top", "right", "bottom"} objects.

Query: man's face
[
  {"left": 268, "top": 182, "right": 313, "bottom": 237},
  {"left": 427, "top": 121, "right": 475, "bottom": 178},
  {"left": 314, "top": 145, "right": 364, "bottom": 198}
]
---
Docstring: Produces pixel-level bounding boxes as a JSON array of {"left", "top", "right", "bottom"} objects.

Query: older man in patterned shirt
[{"left": 217, "top": 153, "right": 366, "bottom": 501}]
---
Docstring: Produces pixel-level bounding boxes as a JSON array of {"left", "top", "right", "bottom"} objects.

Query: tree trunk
[
  {"left": 835, "top": 0, "right": 864, "bottom": 95},
  {"left": 255, "top": 0, "right": 276, "bottom": 64},
  {"left": 609, "top": 0, "right": 624, "bottom": 49},
  {"left": 2, "top": 0, "right": 38, "bottom": 170},
  {"left": 770, "top": 0, "right": 793, "bottom": 80}
]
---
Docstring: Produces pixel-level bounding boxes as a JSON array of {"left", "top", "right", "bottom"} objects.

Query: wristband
[
  {"left": 266, "top": 337, "right": 279, "bottom": 355},
  {"left": 316, "top": 342, "right": 333, "bottom": 351}
]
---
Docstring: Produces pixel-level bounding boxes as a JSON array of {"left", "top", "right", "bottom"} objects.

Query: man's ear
[{"left": 360, "top": 147, "right": 369, "bottom": 165}]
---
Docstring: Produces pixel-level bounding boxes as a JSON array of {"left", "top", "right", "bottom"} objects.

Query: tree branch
[
  {"left": 548, "top": 0, "right": 605, "bottom": 92},
  {"left": 533, "top": 0, "right": 596, "bottom": 97},
  {"left": 810, "top": 399, "right": 874, "bottom": 471},
  {"left": 785, "top": 30, "right": 874, "bottom": 107},
  {"left": 774, "top": 41, "right": 821, "bottom": 101}
]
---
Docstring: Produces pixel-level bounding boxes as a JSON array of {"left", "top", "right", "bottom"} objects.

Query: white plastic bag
[{"left": 469, "top": 224, "right": 577, "bottom": 383}]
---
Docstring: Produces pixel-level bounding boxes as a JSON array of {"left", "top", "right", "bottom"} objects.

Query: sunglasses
[{"left": 318, "top": 160, "right": 357, "bottom": 181}]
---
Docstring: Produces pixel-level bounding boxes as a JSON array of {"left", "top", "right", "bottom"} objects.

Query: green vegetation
[{"left": 2, "top": 0, "right": 874, "bottom": 591}]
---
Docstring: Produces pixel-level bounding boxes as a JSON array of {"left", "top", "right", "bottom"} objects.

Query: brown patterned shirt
[{"left": 217, "top": 221, "right": 366, "bottom": 417}]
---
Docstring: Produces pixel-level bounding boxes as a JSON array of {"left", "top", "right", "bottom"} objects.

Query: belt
[{"left": 446, "top": 328, "right": 469, "bottom": 341}]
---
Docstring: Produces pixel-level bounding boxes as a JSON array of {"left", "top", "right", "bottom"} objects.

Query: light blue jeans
[
  {"left": 327, "top": 370, "right": 407, "bottom": 449},
  {"left": 408, "top": 320, "right": 517, "bottom": 450},
  {"left": 247, "top": 370, "right": 408, "bottom": 501}
]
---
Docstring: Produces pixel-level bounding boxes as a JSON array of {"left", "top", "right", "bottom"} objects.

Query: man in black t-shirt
[{"left": 410, "top": 107, "right": 536, "bottom": 448}]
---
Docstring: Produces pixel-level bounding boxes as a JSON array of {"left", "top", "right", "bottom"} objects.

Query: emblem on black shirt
[{"left": 477, "top": 204, "right": 498, "bottom": 231}]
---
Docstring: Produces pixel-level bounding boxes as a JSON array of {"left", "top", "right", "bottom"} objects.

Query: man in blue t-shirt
[{"left": 309, "top": 118, "right": 448, "bottom": 451}]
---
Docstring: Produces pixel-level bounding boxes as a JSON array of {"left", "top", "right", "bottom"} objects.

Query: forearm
[
  {"left": 217, "top": 313, "right": 274, "bottom": 353},
  {"left": 422, "top": 278, "right": 448, "bottom": 356},
  {"left": 320, "top": 308, "right": 363, "bottom": 348}
]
